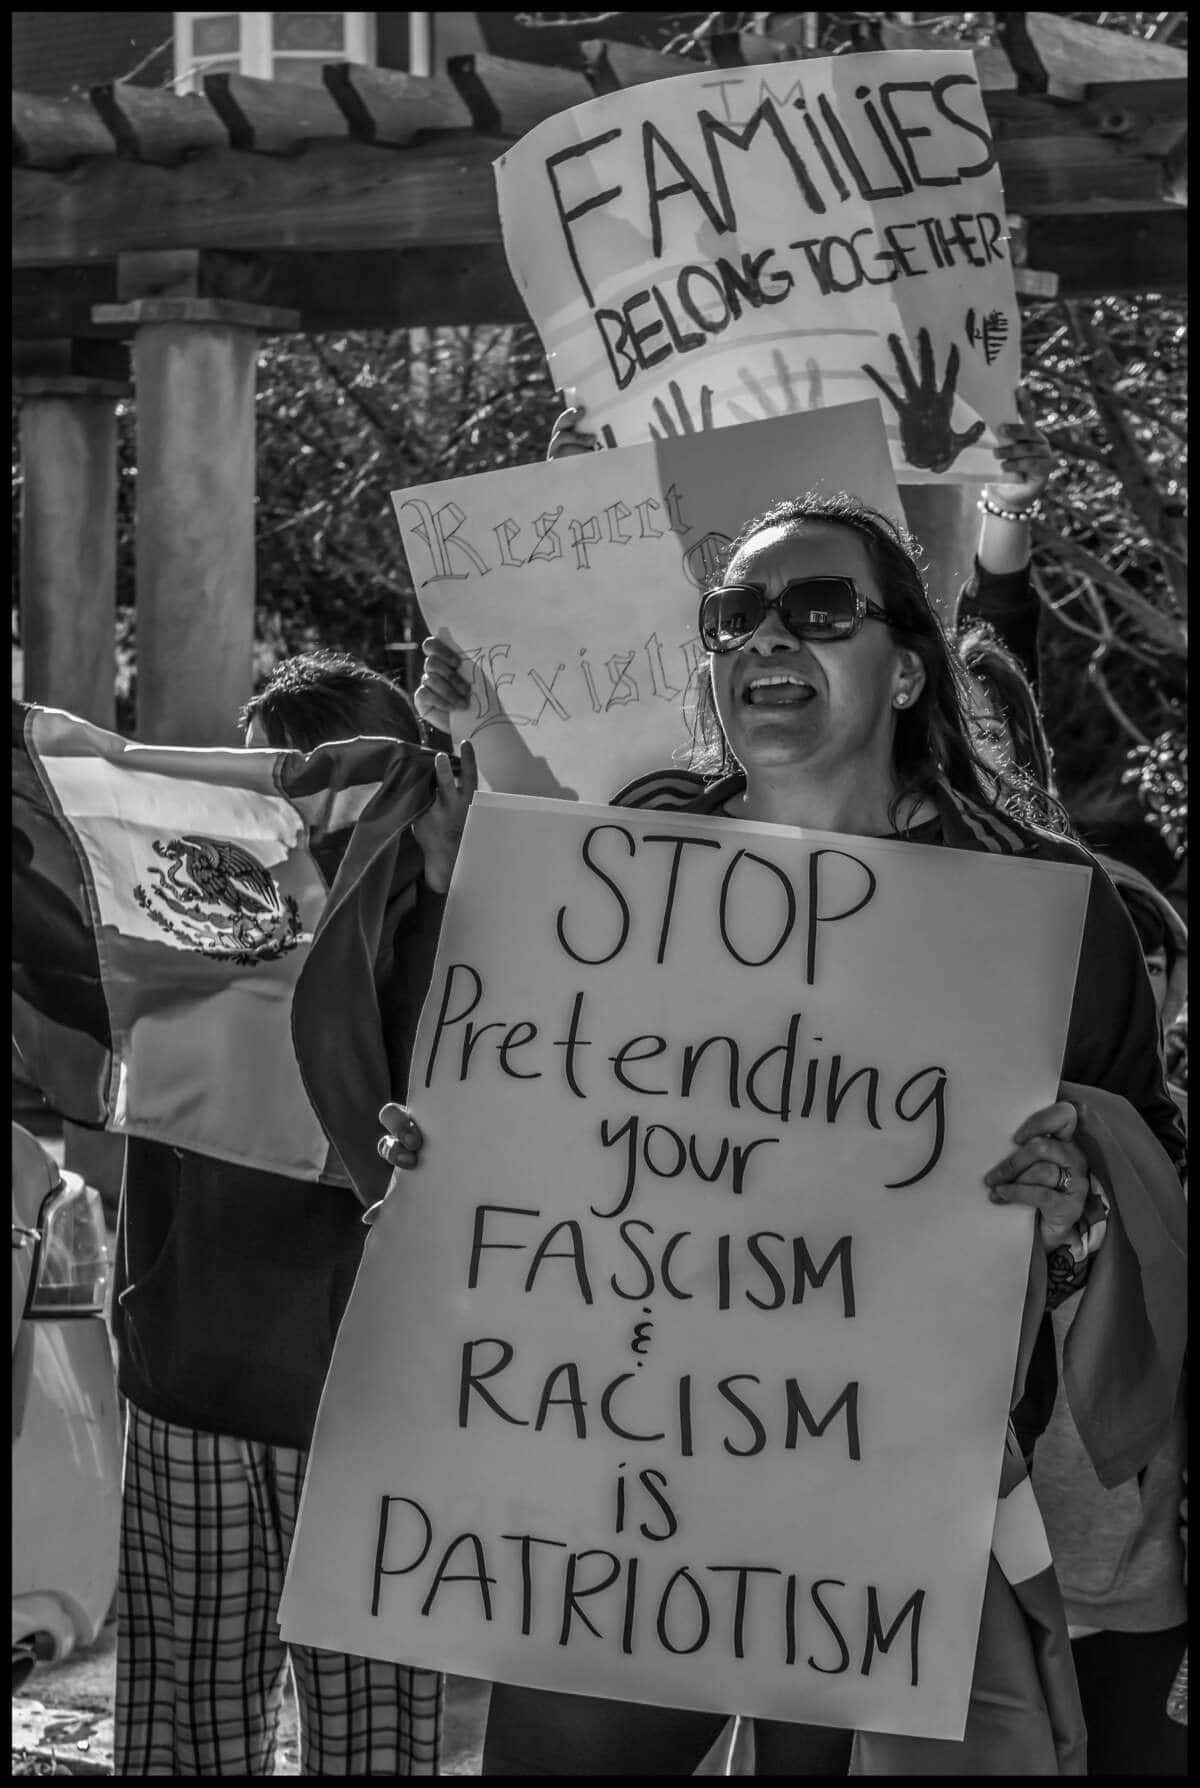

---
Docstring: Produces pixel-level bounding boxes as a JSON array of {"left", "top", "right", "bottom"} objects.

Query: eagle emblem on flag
[{"left": 134, "top": 835, "right": 306, "bottom": 965}]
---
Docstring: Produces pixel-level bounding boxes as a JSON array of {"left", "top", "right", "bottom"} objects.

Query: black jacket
[{"left": 957, "top": 557, "right": 1042, "bottom": 689}]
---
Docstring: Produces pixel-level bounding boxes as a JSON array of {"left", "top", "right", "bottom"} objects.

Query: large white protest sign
[
  {"left": 394, "top": 399, "right": 900, "bottom": 802},
  {"left": 495, "top": 51, "right": 1020, "bottom": 481},
  {"left": 281, "top": 794, "right": 1089, "bottom": 1741}
]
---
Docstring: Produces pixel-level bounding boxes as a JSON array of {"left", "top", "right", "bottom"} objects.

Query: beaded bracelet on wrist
[{"left": 977, "top": 494, "right": 1042, "bottom": 524}]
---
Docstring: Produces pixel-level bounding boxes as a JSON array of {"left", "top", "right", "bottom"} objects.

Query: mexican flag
[{"left": 12, "top": 700, "right": 436, "bottom": 1203}]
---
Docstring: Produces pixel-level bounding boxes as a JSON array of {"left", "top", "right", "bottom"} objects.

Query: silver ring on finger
[{"left": 1053, "top": 1163, "right": 1073, "bottom": 1195}]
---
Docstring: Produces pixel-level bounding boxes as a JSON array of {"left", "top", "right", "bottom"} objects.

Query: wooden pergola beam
[
  {"left": 579, "top": 12, "right": 1189, "bottom": 100},
  {"left": 14, "top": 134, "right": 509, "bottom": 268},
  {"left": 1082, "top": 77, "right": 1188, "bottom": 156},
  {"left": 1022, "top": 209, "right": 1188, "bottom": 298},
  {"left": 13, "top": 90, "right": 115, "bottom": 168},
  {"left": 10, "top": 18, "right": 1188, "bottom": 323},
  {"left": 12, "top": 249, "right": 528, "bottom": 336},
  {"left": 874, "top": 10, "right": 1188, "bottom": 100},
  {"left": 580, "top": 38, "right": 697, "bottom": 94},
  {"left": 447, "top": 52, "right": 596, "bottom": 136},
  {"left": 13, "top": 204, "right": 1186, "bottom": 345},
  {"left": 203, "top": 70, "right": 352, "bottom": 153},
  {"left": 89, "top": 83, "right": 228, "bottom": 164},
  {"left": 13, "top": 91, "right": 1183, "bottom": 275},
  {"left": 13, "top": 17, "right": 1187, "bottom": 171},
  {"left": 321, "top": 62, "right": 472, "bottom": 143}
]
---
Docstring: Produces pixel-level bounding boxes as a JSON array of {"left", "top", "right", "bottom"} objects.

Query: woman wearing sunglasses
[{"left": 392, "top": 493, "right": 1184, "bottom": 1775}]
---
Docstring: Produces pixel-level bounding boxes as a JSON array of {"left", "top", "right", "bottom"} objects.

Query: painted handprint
[
  {"left": 862, "top": 329, "right": 986, "bottom": 474},
  {"left": 648, "top": 379, "right": 715, "bottom": 440},
  {"left": 729, "top": 349, "right": 824, "bottom": 425}
]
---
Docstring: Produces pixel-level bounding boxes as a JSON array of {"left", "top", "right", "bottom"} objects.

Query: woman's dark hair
[
  {"left": 239, "top": 650, "right": 421, "bottom": 753},
  {"left": 685, "top": 493, "right": 1065, "bottom": 833},
  {"left": 956, "top": 619, "right": 1056, "bottom": 794}
]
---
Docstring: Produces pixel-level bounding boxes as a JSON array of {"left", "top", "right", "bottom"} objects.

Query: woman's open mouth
[{"left": 742, "top": 672, "right": 818, "bottom": 707}]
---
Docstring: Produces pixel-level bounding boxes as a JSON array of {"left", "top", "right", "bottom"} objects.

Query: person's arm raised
[
  {"left": 976, "top": 390, "right": 1054, "bottom": 577},
  {"left": 956, "top": 389, "right": 1054, "bottom": 687}
]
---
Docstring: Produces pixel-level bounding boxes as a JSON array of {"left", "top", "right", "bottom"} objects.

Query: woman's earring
[{"left": 894, "top": 691, "right": 909, "bottom": 707}]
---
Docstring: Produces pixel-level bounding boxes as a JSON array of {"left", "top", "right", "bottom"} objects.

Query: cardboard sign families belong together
[
  {"left": 395, "top": 400, "right": 901, "bottom": 802},
  {"left": 280, "top": 796, "right": 1089, "bottom": 1740},
  {"left": 495, "top": 51, "right": 1020, "bottom": 479}
]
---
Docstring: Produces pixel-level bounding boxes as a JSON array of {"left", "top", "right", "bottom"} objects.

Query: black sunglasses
[{"left": 698, "top": 577, "right": 891, "bottom": 653}]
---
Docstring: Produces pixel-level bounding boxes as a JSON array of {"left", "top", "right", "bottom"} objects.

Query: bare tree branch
[
  {"left": 308, "top": 338, "right": 411, "bottom": 460},
  {"left": 1062, "top": 301, "right": 1188, "bottom": 608},
  {"left": 1030, "top": 522, "right": 1187, "bottom": 656}
]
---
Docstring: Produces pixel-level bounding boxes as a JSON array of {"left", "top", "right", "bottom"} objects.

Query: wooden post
[
  {"left": 16, "top": 365, "right": 127, "bottom": 728},
  {"left": 16, "top": 346, "right": 128, "bottom": 1212},
  {"left": 92, "top": 295, "right": 298, "bottom": 745}
]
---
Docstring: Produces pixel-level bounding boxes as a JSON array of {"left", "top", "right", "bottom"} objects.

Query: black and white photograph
[{"left": 12, "top": 9, "right": 1187, "bottom": 1777}]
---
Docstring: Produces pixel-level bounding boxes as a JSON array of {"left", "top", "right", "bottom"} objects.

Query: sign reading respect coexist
[
  {"left": 393, "top": 401, "right": 901, "bottom": 802},
  {"left": 280, "top": 795, "right": 1089, "bottom": 1741}
]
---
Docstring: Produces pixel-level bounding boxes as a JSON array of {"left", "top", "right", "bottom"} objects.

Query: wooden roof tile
[
  {"left": 13, "top": 89, "right": 116, "bottom": 169},
  {"left": 203, "top": 70, "right": 352, "bottom": 154},
  {"left": 321, "top": 62, "right": 472, "bottom": 144},
  {"left": 580, "top": 39, "right": 701, "bottom": 96},
  {"left": 90, "top": 81, "right": 229, "bottom": 164},
  {"left": 446, "top": 52, "right": 596, "bottom": 136}
]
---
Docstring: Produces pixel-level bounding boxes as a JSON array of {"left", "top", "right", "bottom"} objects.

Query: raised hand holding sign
[{"left": 862, "top": 331, "right": 986, "bottom": 475}]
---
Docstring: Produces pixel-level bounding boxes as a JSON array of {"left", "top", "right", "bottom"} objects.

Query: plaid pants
[{"left": 115, "top": 1402, "right": 443, "bottom": 1776}]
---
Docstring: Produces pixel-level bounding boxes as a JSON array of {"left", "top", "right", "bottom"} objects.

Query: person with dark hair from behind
[
  {"left": 1113, "top": 869, "right": 1188, "bottom": 1061},
  {"left": 953, "top": 419, "right": 1189, "bottom": 1776},
  {"left": 1031, "top": 852, "right": 1188, "bottom": 1779},
  {"left": 241, "top": 646, "right": 423, "bottom": 751},
  {"left": 111, "top": 650, "right": 467, "bottom": 1778}
]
